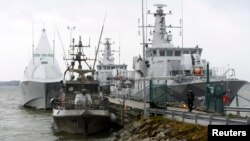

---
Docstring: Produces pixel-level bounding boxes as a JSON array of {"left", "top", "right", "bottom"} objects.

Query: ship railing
[
  {"left": 210, "top": 67, "right": 236, "bottom": 79},
  {"left": 52, "top": 96, "right": 109, "bottom": 110},
  {"left": 224, "top": 106, "right": 250, "bottom": 117},
  {"left": 224, "top": 106, "right": 250, "bottom": 113},
  {"left": 224, "top": 95, "right": 250, "bottom": 116}
]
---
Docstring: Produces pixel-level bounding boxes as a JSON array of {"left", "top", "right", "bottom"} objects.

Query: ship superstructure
[{"left": 96, "top": 38, "right": 132, "bottom": 94}]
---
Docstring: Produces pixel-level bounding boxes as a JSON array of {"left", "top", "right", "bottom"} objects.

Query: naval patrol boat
[{"left": 52, "top": 36, "right": 111, "bottom": 134}]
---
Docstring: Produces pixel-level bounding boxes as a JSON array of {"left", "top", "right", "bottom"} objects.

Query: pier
[{"left": 108, "top": 97, "right": 250, "bottom": 126}]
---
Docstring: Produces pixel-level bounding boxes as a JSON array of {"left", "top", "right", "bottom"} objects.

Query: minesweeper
[
  {"left": 20, "top": 29, "right": 62, "bottom": 109},
  {"left": 116, "top": 4, "right": 247, "bottom": 106}
]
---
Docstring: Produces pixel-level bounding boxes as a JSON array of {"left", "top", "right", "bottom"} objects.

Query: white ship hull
[{"left": 20, "top": 81, "right": 61, "bottom": 109}]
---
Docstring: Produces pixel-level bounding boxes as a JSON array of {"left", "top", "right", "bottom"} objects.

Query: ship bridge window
[
  {"left": 166, "top": 50, "right": 173, "bottom": 56},
  {"left": 34, "top": 54, "right": 40, "bottom": 57},
  {"left": 47, "top": 54, "right": 54, "bottom": 57},
  {"left": 159, "top": 50, "right": 165, "bottom": 56},
  {"left": 41, "top": 61, "right": 48, "bottom": 64},
  {"left": 41, "top": 54, "right": 46, "bottom": 57},
  {"left": 191, "top": 50, "right": 196, "bottom": 54},
  {"left": 174, "top": 51, "right": 181, "bottom": 56},
  {"left": 152, "top": 50, "right": 157, "bottom": 56},
  {"left": 112, "top": 66, "right": 115, "bottom": 69}
]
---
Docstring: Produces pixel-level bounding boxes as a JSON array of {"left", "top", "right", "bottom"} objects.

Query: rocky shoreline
[{"left": 111, "top": 117, "right": 207, "bottom": 141}]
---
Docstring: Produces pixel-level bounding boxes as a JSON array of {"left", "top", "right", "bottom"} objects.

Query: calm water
[
  {"left": 230, "top": 83, "right": 250, "bottom": 117},
  {"left": 0, "top": 86, "right": 112, "bottom": 141}
]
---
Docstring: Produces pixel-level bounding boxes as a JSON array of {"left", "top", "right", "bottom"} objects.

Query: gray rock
[
  {"left": 140, "top": 132, "right": 149, "bottom": 138},
  {"left": 156, "top": 131, "right": 165, "bottom": 139},
  {"left": 133, "top": 122, "right": 142, "bottom": 128},
  {"left": 156, "top": 125, "right": 165, "bottom": 133},
  {"left": 150, "top": 130, "right": 158, "bottom": 137},
  {"left": 142, "top": 137, "right": 151, "bottom": 141},
  {"left": 158, "top": 124, "right": 164, "bottom": 129},
  {"left": 139, "top": 124, "right": 151, "bottom": 133},
  {"left": 165, "top": 124, "right": 171, "bottom": 129},
  {"left": 113, "top": 132, "right": 120, "bottom": 138},
  {"left": 151, "top": 137, "right": 157, "bottom": 141},
  {"left": 151, "top": 123, "right": 158, "bottom": 129},
  {"left": 128, "top": 122, "right": 141, "bottom": 133},
  {"left": 127, "top": 137, "right": 132, "bottom": 141},
  {"left": 144, "top": 119, "right": 152, "bottom": 124},
  {"left": 170, "top": 137, "right": 178, "bottom": 141},
  {"left": 164, "top": 128, "right": 171, "bottom": 135},
  {"left": 110, "top": 137, "right": 117, "bottom": 141},
  {"left": 120, "top": 130, "right": 131, "bottom": 140},
  {"left": 132, "top": 134, "right": 139, "bottom": 141}
]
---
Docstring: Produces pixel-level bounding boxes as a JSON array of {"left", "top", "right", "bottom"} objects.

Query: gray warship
[
  {"left": 114, "top": 4, "right": 247, "bottom": 107},
  {"left": 52, "top": 36, "right": 110, "bottom": 134}
]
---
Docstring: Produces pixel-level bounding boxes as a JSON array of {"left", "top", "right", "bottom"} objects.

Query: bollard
[
  {"left": 182, "top": 112, "right": 185, "bottom": 122},
  {"left": 237, "top": 111, "right": 240, "bottom": 117},
  {"left": 172, "top": 111, "right": 175, "bottom": 120},
  {"left": 209, "top": 114, "right": 212, "bottom": 125},
  {"left": 246, "top": 117, "right": 250, "bottom": 125},
  {"left": 195, "top": 113, "right": 198, "bottom": 124},
  {"left": 225, "top": 116, "right": 229, "bottom": 125}
]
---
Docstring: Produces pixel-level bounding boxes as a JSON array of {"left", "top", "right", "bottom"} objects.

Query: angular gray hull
[
  {"left": 130, "top": 79, "right": 247, "bottom": 107},
  {"left": 20, "top": 81, "right": 61, "bottom": 109},
  {"left": 53, "top": 109, "right": 110, "bottom": 134},
  {"left": 168, "top": 79, "right": 247, "bottom": 104}
]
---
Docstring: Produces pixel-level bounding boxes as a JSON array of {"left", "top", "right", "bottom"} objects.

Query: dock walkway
[{"left": 108, "top": 97, "right": 250, "bottom": 126}]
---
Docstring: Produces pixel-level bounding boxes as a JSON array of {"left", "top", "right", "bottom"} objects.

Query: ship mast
[
  {"left": 32, "top": 22, "right": 34, "bottom": 65},
  {"left": 99, "top": 38, "right": 120, "bottom": 65},
  {"left": 63, "top": 36, "right": 93, "bottom": 81},
  {"left": 53, "top": 24, "right": 55, "bottom": 65},
  {"left": 67, "top": 26, "right": 76, "bottom": 59},
  {"left": 141, "top": 0, "right": 146, "bottom": 59},
  {"left": 181, "top": 0, "right": 184, "bottom": 49},
  {"left": 93, "top": 11, "right": 107, "bottom": 71}
]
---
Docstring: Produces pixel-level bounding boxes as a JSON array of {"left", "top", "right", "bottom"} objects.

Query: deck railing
[{"left": 148, "top": 108, "right": 250, "bottom": 125}]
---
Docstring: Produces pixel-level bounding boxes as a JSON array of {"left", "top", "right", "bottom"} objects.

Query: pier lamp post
[
  {"left": 206, "top": 62, "right": 210, "bottom": 111},
  {"left": 141, "top": 0, "right": 147, "bottom": 117}
]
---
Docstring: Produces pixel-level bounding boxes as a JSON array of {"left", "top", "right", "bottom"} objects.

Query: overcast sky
[{"left": 0, "top": 0, "right": 250, "bottom": 82}]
